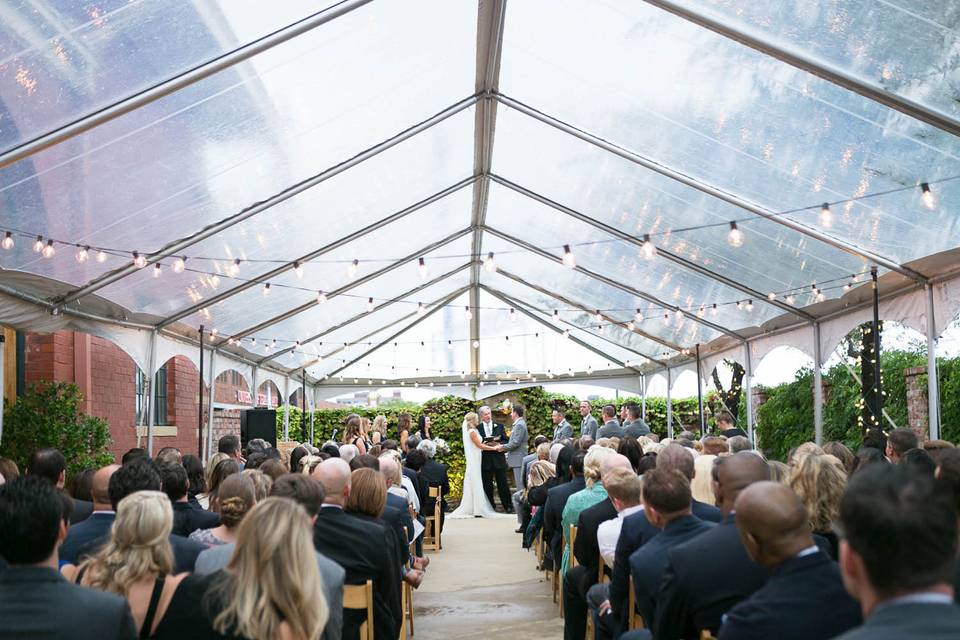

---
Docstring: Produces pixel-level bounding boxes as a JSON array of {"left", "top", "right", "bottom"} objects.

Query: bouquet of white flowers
[{"left": 432, "top": 437, "right": 451, "bottom": 456}]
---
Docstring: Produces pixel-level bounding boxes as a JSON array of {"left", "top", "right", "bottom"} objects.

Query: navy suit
[
  {"left": 543, "top": 477, "right": 586, "bottom": 568},
  {"left": 630, "top": 515, "right": 715, "bottom": 628},
  {"left": 655, "top": 514, "right": 769, "bottom": 640},
  {"left": 833, "top": 601, "right": 960, "bottom": 640},
  {"left": 563, "top": 498, "right": 617, "bottom": 640},
  {"left": 171, "top": 501, "right": 219, "bottom": 537},
  {"left": 718, "top": 550, "right": 861, "bottom": 640},
  {"left": 381, "top": 492, "right": 415, "bottom": 565}
]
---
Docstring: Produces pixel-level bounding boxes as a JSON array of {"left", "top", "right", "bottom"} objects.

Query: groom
[{"left": 478, "top": 405, "right": 514, "bottom": 513}]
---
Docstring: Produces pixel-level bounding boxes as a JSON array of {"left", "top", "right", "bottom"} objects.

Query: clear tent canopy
[{"left": 1, "top": 0, "right": 959, "bottom": 421}]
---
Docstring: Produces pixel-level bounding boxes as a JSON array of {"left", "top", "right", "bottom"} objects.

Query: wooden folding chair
[
  {"left": 628, "top": 579, "right": 645, "bottom": 630},
  {"left": 343, "top": 580, "right": 374, "bottom": 640},
  {"left": 598, "top": 552, "right": 608, "bottom": 584},
  {"left": 402, "top": 526, "right": 415, "bottom": 637},
  {"left": 700, "top": 632, "right": 717, "bottom": 640},
  {"left": 423, "top": 486, "right": 442, "bottom": 551}
]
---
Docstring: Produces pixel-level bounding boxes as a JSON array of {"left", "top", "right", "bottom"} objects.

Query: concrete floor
[{"left": 411, "top": 517, "right": 563, "bottom": 639}]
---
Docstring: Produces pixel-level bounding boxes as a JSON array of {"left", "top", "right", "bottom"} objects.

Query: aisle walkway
[{"left": 413, "top": 517, "right": 563, "bottom": 639}]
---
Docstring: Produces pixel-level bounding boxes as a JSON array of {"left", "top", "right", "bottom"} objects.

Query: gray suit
[
  {"left": 598, "top": 418, "right": 625, "bottom": 439},
  {"left": 623, "top": 419, "right": 651, "bottom": 438},
  {"left": 581, "top": 414, "right": 599, "bottom": 439},
  {"left": 502, "top": 418, "right": 529, "bottom": 487},
  {"left": 195, "top": 544, "right": 345, "bottom": 640},
  {"left": 832, "top": 600, "right": 960, "bottom": 640},
  {"left": 553, "top": 419, "right": 573, "bottom": 442}
]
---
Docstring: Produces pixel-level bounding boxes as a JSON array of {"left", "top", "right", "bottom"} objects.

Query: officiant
[{"left": 477, "top": 405, "right": 514, "bottom": 513}]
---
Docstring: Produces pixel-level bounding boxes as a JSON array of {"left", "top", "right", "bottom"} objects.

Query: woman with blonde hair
[
  {"left": 157, "top": 497, "right": 327, "bottom": 640},
  {"left": 63, "top": 491, "right": 186, "bottom": 637},
  {"left": 691, "top": 454, "right": 718, "bottom": 505},
  {"left": 190, "top": 474, "right": 256, "bottom": 547},
  {"left": 299, "top": 455, "right": 323, "bottom": 475},
  {"left": 371, "top": 414, "right": 388, "bottom": 445},
  {"left": 559, "top": 446, "right": 616, "bottom": 575},
  {"left": 198, "top": 452, "right": 229, "bottom": 509},
  {"left": 342, "top": 415, "right": 367, "bottom": 455},
  {"left": 241, "top": 469, "right": 273, "bottom": 501},
  {"left": 787, "top": 453, "right": 847, "bottom": 559}
]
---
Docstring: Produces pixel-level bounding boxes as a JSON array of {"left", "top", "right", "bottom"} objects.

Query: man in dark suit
[
  {"left": 378, "top": 456, "right": 423, "bottom": 580},
  {"left": 0, "top": 476, "right": 136, "bottom": 639},
  {"left": 716, "top": 413, "right": 747, "bottom": 439},
  {"left": 159, "top": 462, "right": 219, "bottom": 537},
  {"left": 27, "top": 447, "right": 93, "bottom": 524},
  {"left": 718, "top": 481, "right": 860, "bottom": 639},
  {"left": 478, "top": 405, "right": 512, "bottom": 512},
  {"left": 543, "top": 451, "right": 587, "bottom": 567},
  {"left": 313, "top": 459, "right": 402, "bottom": 640},
  {"left": 655, "top": 452, "right": 772, "bottom": 640},
  {"left": 833, "top": 464, "right": 960, "bottom": 640},
  {"left": 59, "top": 464, "right": 119, "bottom": 564},
  {"left": 417, "top": 439, "right": 450, "bottom": 529}
]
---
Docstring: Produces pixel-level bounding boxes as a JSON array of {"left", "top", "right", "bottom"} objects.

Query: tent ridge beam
[
  {"left": 491, "top": 174, "right": 816, "bottom": 322},
  {"left": 494, "top": 92, "right": 928, "bottom": 284},
  {"left": 221, "top": 227, "right": 473, "bottom": 344},
  {"left": 0, "top": 0, "right": 376, "bottom": 171},
  {"left": 484, "top": 226, "right": 746, "bottom": 341},
  {"left": 55, "top": 93, "right": 481, "bottom": 307},
  {"left": 641, "top": 0, "right": 960, "bottom": 140},
  {"left": 157, "top": 175, "right": 478, "bottom": 328}
]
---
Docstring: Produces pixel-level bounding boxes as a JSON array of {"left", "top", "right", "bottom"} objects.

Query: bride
[{"left": 450, "top": 411, "right": 511, "bottom": 518}]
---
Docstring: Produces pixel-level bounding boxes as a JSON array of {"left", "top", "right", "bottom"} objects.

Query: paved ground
[{"left": 411, "top": 517, "right": 563, "bottom": 639}]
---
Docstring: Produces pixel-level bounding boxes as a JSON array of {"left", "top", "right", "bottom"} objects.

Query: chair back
[
  {"left": 343, "top": 580, "right": 374, "bottom": 640},
  {"left": 628, "top": 578, "right": 645, "bottom": 630},
  {"left": 423, "top": 486, "right": 442, "bottom": 551},
  {"left": 569, "top": 524, "right": 579, "bottom": 568}
]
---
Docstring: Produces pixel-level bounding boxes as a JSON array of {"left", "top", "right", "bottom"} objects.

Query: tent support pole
[
  {"left": 205, "top": 350, "right": 216, "bottom": 460},
  {"left": 310, "top": 386, "right": 316, "bottom": 445},
  {"left": 640, "top": 374, "right": 646, "bottom": 423},
  {"left": 283, "top": 377, "right": 290, "bottom": 441},
  {"left": 814, "top": 323, "right": 823, "bottom": 445},
  {"left": 666, "top": 368, "right": 673, "bottom": 439},
  {"left": 251, "top": 367, "right": 258, "bottom": 408},
  {"left": 696, "top": 344, "right": 705, "bottom": 433},
  {"left": 146, "top": 330, "right": 158, "bottom": 457},
  {"left": 0, "top": 334, "right": 5, "bottom": 446},
  {"left": 744, "top": 343, "right": 754, "bottom": 445},
  {"left": 197, "top": 327, "right": 204, "bottom": 458},
  {"left": 927, "top": 285, "right": 941, "bottom": 440}
]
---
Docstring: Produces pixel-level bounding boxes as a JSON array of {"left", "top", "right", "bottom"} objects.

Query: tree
[{"left": 711, "top": 359, "right": 745, "bottom": 422}]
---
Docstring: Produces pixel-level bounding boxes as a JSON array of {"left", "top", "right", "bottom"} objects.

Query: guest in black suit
[
  {"left": 833, "top": 464, "right": 960, "bottom": 640},
  {"left": 718, "top": 481, "right": 860, "bottom": 639},
  {"left": 716, "top": 413, "right": 747, "bottom": 439},
  {"left": 313, "top": 459, "right": 402, "bottom": 640},
  {"left": 27, "top": 447, "right": 93, "bottom": 524},
  {"left": 0, "top": 476, "right": 136, "bottom": 639},
  {"left": 543, "top": 451, "right": 587, "bottom": 568},
  {"left": 375, "top": 456, "right": 424, "bottom": 582},
  {"left": 159, "top": 463, "right": 219, "bottom": 537},
  {"left": 416, "top": 440, "right": 450, "bottom": 527},
  {"left": 655, "top": 452, "right": 772, "bottom": 640},
  {"left": 477, "top": 406, "right": 513, "bottom": 512},
  {"left": 59, "top": 464, "right": 120, "bottom": 565}
]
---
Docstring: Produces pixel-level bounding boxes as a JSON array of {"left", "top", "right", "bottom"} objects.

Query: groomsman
[
  {"left": 597, "top": 405, "right": 625, "bottom": 438},
  {"left": 580, "top": 401, "right": 599, "bottom": 440},
  {"left": 498, "top": 404, "right": 529, "bottom": 488},
  {"left": 552, "top": 409, "right": 573, "bottom": 442},
  {"left": 622, "top": 402, "right": 651, "bottom": 438}
]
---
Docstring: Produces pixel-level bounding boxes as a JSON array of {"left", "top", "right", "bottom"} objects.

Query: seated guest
[
  {"left": 0, "top": 456, "right": 19, "bottom": 482},
  {"left": 377, "top": 456, "right": 427, "bottom": 581},
  {"left": 180, "top": 455, "right": 206, "bottom": 507},
  {"left": 243, "top": 451, "right": 268, "bottom": 470},
  {"left": 655, "top": 452, "right": 772, "bottom": 640},
  {"left": 194, "top": 474, "right": 344, "bottom": 640},
  {"left": 514, "top": 441, "right": 551, "bottom": 530},
  {"left": 122, "top": 448, "right": 150, "bottom": 466},
  {"left": 788, "top": 453, "right": 846, "bottom": 559},
  {"left": 596, "top": 468, "right": 643, "bottom": 570},
  {"left": 823, "top": 442, "right": 856, "bottom": 475},
  {"left": 691, "top": 454, "right": 718, "bottom": 505},
  {"left": 523, "top": 460, "right": 557, "bottom": 549},
  {"left": 289, "top": 445, "right": 311, "bottom": 476},
  {"left": 381, "top": 451, "right": 420, "bottom": 515},
  {"left": 716, "top": 413, "right": 747, "bottom": 439},
  {"left": 59, "top": 464, "right": 120, "bottom": 564},
  {"left": 206, "top": 459, "right": 240, "bottom": 512},
  {"left": 257, "top": 458, "right": 287, "bottom": 482},
  {"left": 197, "top": 453, "right": 229, "bottom": 508},
  {"left": 543, "top": 451, "right": 587, "bottom": 575},
  {"left": 312, "top": 459, "right": 402, "bottom": 640},
  {"left": 561, "top": 447, "right": 620, "bottom": 576},
  {"left": 339, "top": 443, "right": 360, "bottom": 464},
  {"left": 0, "top": 476, "right": 136, "bottom": 639},
  {"left": 160, "top": 463, "right": 219, "bottom": 537},
  {"left": 701, "top": 435, "right": 728, "bottom": 456},
  {"left": 727, "top": 435, "right": 752, "bottom": 454},
  {"left": 618, "top": 437, "right": 644, "bottom": 474},
  {"left": 68, "top": 467, "right": 96, "bottom": 504},
  {"left": 351, "top": 453, "right": 380, "bottom": 471},
  {"left": 63, "top": 491, "right": 189, "bottom": 637},
  {"left": 418, "top": 439, "right": 450, "bottom": 526},
  {"left": 834, "top": 464, "right": 960, "bottom": 639},
  {"left": 852, "top": 446, "right": 887, "bottom": 474},
  {"left": 27, "top": 447, "right": 93, "bottom": 524},
  {"left": 217, "top": 434, "right": 243, "bottom": 465},
  {"left": 240, "top": 468, "right": 273, "bottom": 501},
  {"left": 885, "top": 427, "right": 919, "bottom": 464},
  {"left": 155, "top": 447, "right": 182, "bottom": 466},
  {"left": 156, "top": 497, "right": 329, "bottom": 640},
  {"left": 718, "top": 481, "right": 860, "bottom": 639},
  {"left": 597, "top": 405, "right": 624, "bottom": 439},
  {"left": 188, "top": 474, "right": 255, "bottom": 547},
  {"left": 902, "top": 448, "right": 937, "bottom": 477}
]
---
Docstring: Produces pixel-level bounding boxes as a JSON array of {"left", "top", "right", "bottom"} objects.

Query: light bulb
[
  {"left": 819, "top": 202, "right": 833, "bottom": 227},
  {"left": 42, "top": 240, "right": 55, "bottom": 258},
  {"left": 641, "top": 234, "right": 656, "bottom": 260},
  {"left": 75, "top": 246, "right": 89, "bottom": 263},
  {"left": 293, "top": 261, "right": 304, "bottom": 278},
  {"left": 347, "top": 259, "right": 359, "bottom": 279},
  {"left": 816, "top": 290, "right": 825, "bottom": 302},
  {"left": 484, "top": 251, "right": 496, "bottom": 273},
  {"left": 767, "top": 292, "right": 776, "bottom": 301},
  {"left": 447, "top": 340, "right": 454, "bottom": 350},
  {"left": 597, "top": 324, "right": 604, "bottom": 334},
  {"left": 472, "top": 340, "right": 480, "bottom": 348},
  {"left": 262, "top": 282, "right": 271, "bottom": 296},
  {"left": 464, "top": 306, "right": 473, "bottom": 320},
  {"left": 228, "top": 258, "right": 240, "bottom": 277},
  {"left": 33, "top": 236, "right": 43, "bottom": 253},
  {"left": 367, "top": 297, "right": 374, "bottom": 312},
  {"left": 594, "top": 310, "right": 603, "bottom": 323},
  {"left": 552, "top": 309, "right": 559, "bottom": 321},
  {"left": 172, "top": 257, "right": 185, "bottom": 273},
  {"left": 745, "top": 299, "right": 753, "bottom": 312},
  {"left": 562, "top": 329, "right": 570, "bottom": 339},
  {"left": 510, "top": 308, "right": 517, "bottom": 322},
  {"left": 418, "top": 257, "right": 428, "bottom": 280},
  {"left": 210, "top": 328, "right": 218, "bottom": 337},
  {"left": 1, "top": 232, "right": 12, "bottom": 250},
  {"left": 634, "top": 309, "right": 644, "bottom": 323},
  {"left": 417, "top": 302, "right": 426, "bottom": 316},
  {"left": 727, "top": 221, "right": 743, "bottom": 247},
  {"left": 735, "top": 300, "right": 743, "bottom": 310},
  {"left": 316, "top": 290, "right": 327, "bottom": 304},
  {"left": 132, "top": 251, "right": 146, "bottom": 268},
  {"left": 250, "top": 338, "right": 256, "bottom": 346},
  {"left": 711, "top": 304, "right": 718, "bottom": 316},
  {"left": 153, "top": 264, "right": 161, "bottom": 278},
  {"left": 562, "top": 244, "right": 576, "bottom": 268},
  {"left": 271, "top": 339, "right": 277, "bottom": 349},
  {"left": 786, "top": 294, "right": 796, "bottom": 304},
  {"left": 96, "top": 250, "right": 107, "bottom": 263},
  {"left": 697, "top": 306, "right": 705, "bottom": 318},
  {"left": 626, "top": 321, "right": 635, "bottom": 331},
  {"left": 921, "top": 182, "right": 936, "bottom": 210}
]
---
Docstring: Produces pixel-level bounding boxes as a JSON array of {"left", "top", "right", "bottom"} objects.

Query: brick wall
[
  {"left": 213, "top": 408, "right": 241, "bottom": 449},
  {"left": 903, "top": 366, "right": 929, "bottom": 439}
]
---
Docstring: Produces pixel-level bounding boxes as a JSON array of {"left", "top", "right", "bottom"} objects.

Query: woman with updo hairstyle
[
  {"left": 63, "top": 491, "right": 187, "bottom": 637},
  {"left": 345, "top": 467, "right": 388, "bottom": 519},
  {"left": 241, "top": 468, "right": 273, "bottom": 501},
  {"left": 189, "top": 473, "right": 256, "bottom": 547}
]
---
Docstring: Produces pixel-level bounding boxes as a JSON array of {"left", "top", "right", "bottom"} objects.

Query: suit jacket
[
  {"left": 598, "top": 419, "right": 625, "bottom": 439},
  {"left": 718, "top": 549, "right": 860, "bottom": 640},
  {"left": 521, "top": 453, "right": 538, "bottom": 489},
  {"left": 572, "top": 498, "right": 617, "bottom": 577},
  {"left": 629, "top": 515, "right": 715, "bottom": 628},
  {"left": 381, "top": 492, "right": 414, "bottom": 564},
  {"left": 503, "top": 418, "right": 529, "bottom": 468},
  {"left": 720, "top": 428, "right": 748, "bottom": 439},
  {"left": 623, "top": 419, "right": 651, "bottom": 438},
  {"left": 69, "top": 497, "right": 94, "bottom": 524},
  {"left": 581, "top": 414, "right": 599, "bottom": 439},
  {"left": 194, "top": 544, "right": 345, "bottom": 640},
  {"left": 419, "top": 459, "right": 449, "bottom": 515},
  {"left": 313, "top": 506, "right": 401, "bottom": 640},
  {"left": 528, "top": 476, "right": 559, "bottom": 507},
  {"left": 170, "top": 500, "right": 220, "bottom": 537},
  {"left": 401, "top": 467, "right": 420, "bottom": 504},
  {"left": 0, "top": 565, "right": 136, "bottom": 640},
  {"left": 543, "top": 476, "right": 586, "bottom": 564},
  {"left": 553, "top": 420, "right": 573, "bottom": 442},
  {"left": 833, "top": 601, "right": 960, "bottom": 640},
  {"left": 655, "top": 514, "right": 770, "bottom": 640},
  {"left": 478, "top": 421, "right": 508, "bottom": 471}
]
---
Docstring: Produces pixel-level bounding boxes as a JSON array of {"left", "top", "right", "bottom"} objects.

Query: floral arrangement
[
  {"left": 497, "top": 398, "right": 513, "bottom": 415},
  {"left": 432, "top": 437, "right": 451, "bottom": 456}
]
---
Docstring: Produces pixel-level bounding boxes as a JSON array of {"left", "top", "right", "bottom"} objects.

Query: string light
[
  {"left": 594, "top": 310, "right": 603, "bottom": 323},
  {"left": 552, "top": 309, "right": 559, "bottom": 321},
  {"left": 347, "top": 259, "right": 359, "bottom": 279},
  {"left": 697, "top": 305, "right": 705, "bottom": 318},
  {"left": 745, "top": 299, "right": 754, "bottom": 312},
  {"left": 641, "top": 234, "right": 656, "bottom": 260},
  {"left": 562, "top": 244, "right": 576, "bottom": 268},
  {"left": 42, "top": 240, "right": 55, "bottom": 259},
  {"left": 96, "top": 250, "right": 107, "bottom": 263},
  {"left": 484, "top": 251, "right": 496, "bottom": 273},
  {"left": 293, "top": 261, "right": 304, "bottom": 278},
  {"left": 711, "top": 304, "right": 718, "bottom": 316},
  {"left": 262, "top": 282, "right": 271, "bottom": 296},
  {"left": 365, "top": 297, "right": 374, "bottom": 312},
  {"left": 316, "top": 290, "right": 327, "bottom": 304},
  {"left": 634, "top": 309, "right": 644, "bottom": 323},
  {"left": 464, "top": 306, "right": 473, "bottom": 320},
  {"left": 562, "top": 329, "right": 570, "bottom": 339},
  {"left": 472, "top": 340, "right": 480, "bottom": 348},
  {"left": 417, "top": 302, "right": 426, "bottom": 316},
  {"left": 228, "top": 258, "right": 241, "bottom": 277},
  {"left": 819, "top": 203, "right": 833, "bottom": 227},
  {"left": 33, "top": 236, "right": 43, "bottom": 253},
  {"left": 447, "top": 340, "right": 454, "bottom": 350},
  {"left": 153, "top": 264, "right": 162, "bottom": 278},
  {"left": 1, "top": 232, "right": 12, "bottom": 250},
  {"left": 172, "top": 257, "right": 186, "bottom": 273},
  {"left": 418, "top": 257, "right": 428, "bottom": 280},
  {"left": 132, "top": 251, "right": 146, "bottom": 268},
  {"left": 920, "top": 182, "right": 935, "bottom": 209},
  {"left": 75, "top": 246, "right": 89, "bottom": 263},
  {"left": 674, "top": 308, "right": 683, "bottom": 319},
  {"left": 626, "top": 321, "right": 635, "bottom": 330},
  {"left": 727, "top": 221, "right": 744, "bottom": 247}
]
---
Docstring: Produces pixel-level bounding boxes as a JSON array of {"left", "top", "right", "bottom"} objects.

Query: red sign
[{"left": 236, "top": 390, "right": 275, "bottom": 406}]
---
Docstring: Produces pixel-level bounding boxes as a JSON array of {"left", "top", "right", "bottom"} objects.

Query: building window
[{"left": 136, "top": 364, "right": 168, "bottom": 425}]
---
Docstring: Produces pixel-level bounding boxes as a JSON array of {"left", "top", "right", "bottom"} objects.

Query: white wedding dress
[{"left": 449, "top": 422, "right": 511, "bottom": 519}]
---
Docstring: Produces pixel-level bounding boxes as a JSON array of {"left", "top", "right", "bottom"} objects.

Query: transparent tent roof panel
[
  {"left": 0, "top": 0, "right": 475, "bottom": 288},
  {"left": 498, "top": 0, "right": 960, "bottom": 265}
]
